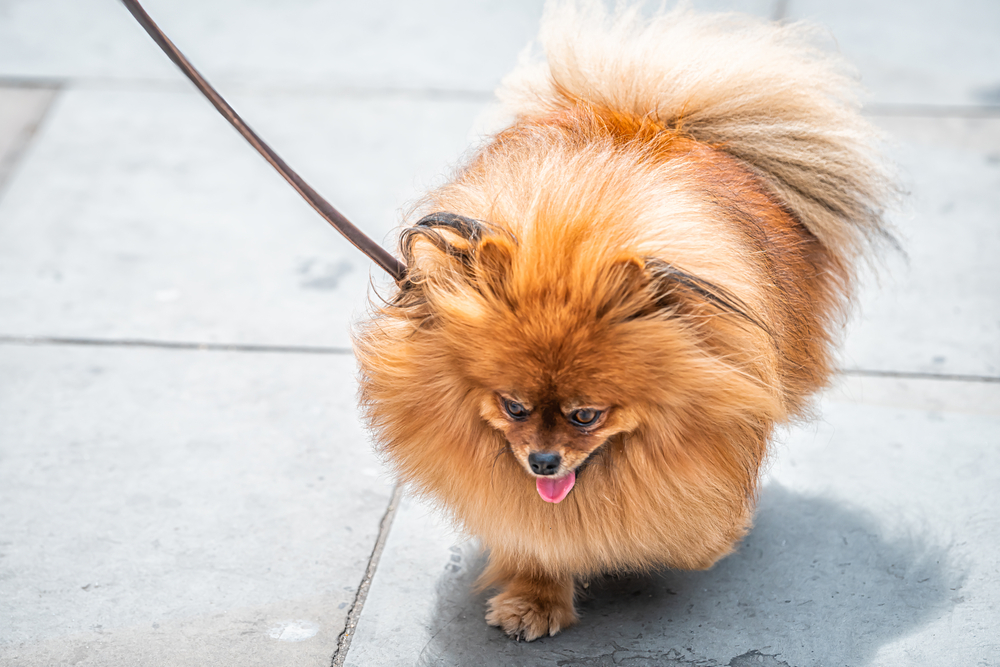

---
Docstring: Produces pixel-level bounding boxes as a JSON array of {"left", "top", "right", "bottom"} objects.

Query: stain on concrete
[
  {"left": 298, "top": 258, "right": 353, "bottom": 290},
  {"left": 267, "top": 619, "right": 320, "bottom": 642},
  {"left": 973, "top": 83, "right": 1000, "bottom": 104},
  {"left": 729, "top": 650, "right": 792, "bottom": 667}
]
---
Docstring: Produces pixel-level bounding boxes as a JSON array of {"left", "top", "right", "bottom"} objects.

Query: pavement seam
[
  {"left": 4, "top": 334, "right": 999, "bottom": 384},
  {"left": 332, "top": 484, "right": 403, "bottom": 667},
  {"left": 0, "top": 75, "right": 495, "bottom": 101},
  {"left": 771, "top": 0, "right": 788, "bottom": 22},
  {"left": 0, "top": 334, "right": 352, "bottom": 355},
  {"left": 839, "top": 368, "right": 1000, "bottom": 384},
  {"left": 0, "top": 82, "right": 61, "bottom": 200},
  {"left": 3, "top": 75, "right": 1000, "bottom": 118},
  {"left": 0, "top": 77, "right": 66, "bottom": 89},
  {"left": 864, "top": 103, "right": 1000, "bottom": 118}
]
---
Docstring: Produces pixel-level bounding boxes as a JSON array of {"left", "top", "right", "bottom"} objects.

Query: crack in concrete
[{"left": 331, "top": 484, "right": 403, "bottom": 667}]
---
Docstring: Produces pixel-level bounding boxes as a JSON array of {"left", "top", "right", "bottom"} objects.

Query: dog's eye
[
  {"left": 502, "top": 398, "right": 530, "bottom": 421},
  {"left": 568, "top": 409, "right": 602, "bottom": 428}
]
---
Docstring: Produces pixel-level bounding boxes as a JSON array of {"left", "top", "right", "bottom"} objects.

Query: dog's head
[{"left": 364, "top": 210, "right": 776, "bottom": 504}]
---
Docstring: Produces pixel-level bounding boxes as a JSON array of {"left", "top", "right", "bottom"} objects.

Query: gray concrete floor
[{"left": 1, "top": 1, "right": 998, "bottom": 666}]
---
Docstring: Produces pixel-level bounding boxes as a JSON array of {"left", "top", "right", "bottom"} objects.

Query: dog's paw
[{"left": 485, "top": 589, "right": 577, "bottom": 641}]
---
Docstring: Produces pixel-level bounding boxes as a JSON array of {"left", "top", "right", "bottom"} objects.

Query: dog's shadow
[{"left": 415, "top": 484, "right": 964, "bottom": 667}]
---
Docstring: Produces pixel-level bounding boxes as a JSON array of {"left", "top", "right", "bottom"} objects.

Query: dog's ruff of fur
[{"left": 354, "top": 0, "right": 892, "bottom": 642}]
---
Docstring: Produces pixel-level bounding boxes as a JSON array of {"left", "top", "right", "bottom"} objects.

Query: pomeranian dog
[{"left": 354, "top": 1, "right": 892, "bottom": 641}]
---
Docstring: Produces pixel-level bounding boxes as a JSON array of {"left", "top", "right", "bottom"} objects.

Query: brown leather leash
[{"left": 119, "top": 0, "right": 407, "bottom": 283}]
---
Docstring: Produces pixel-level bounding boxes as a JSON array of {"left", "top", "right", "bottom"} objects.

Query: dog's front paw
[{"left": 485, "top": 584, "right": 577, "bottom": 641}]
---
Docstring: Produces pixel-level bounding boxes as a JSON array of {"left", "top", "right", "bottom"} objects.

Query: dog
[{"left": 353, "top": 1, "right": 892, "bottom": 641}]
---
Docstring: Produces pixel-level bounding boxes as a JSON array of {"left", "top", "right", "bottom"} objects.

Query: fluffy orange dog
[{"left": 354, "top": 1, "right": 892, "bottom": 641}]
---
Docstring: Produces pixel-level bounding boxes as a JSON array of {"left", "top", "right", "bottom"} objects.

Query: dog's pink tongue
[{"left": 536, "top": 471, "right": 576, "bottom": 503}]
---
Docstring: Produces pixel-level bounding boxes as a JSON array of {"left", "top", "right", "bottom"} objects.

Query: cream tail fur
[{"left": 499, "top": 0, "right": 895, "bottom": 269}]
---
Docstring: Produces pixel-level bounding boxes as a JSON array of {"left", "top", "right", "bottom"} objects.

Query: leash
[{"left": 119, "top": 0, "right": 407, "bottom": 283}]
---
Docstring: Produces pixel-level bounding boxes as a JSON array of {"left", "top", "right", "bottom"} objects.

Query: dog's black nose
[{"left": 528, "top": 451, "right": 562, "bottom": 476}]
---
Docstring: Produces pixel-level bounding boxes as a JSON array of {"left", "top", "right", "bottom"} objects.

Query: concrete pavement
[{"left": 1, "top": 1, "right": 998, "bottom": 666}]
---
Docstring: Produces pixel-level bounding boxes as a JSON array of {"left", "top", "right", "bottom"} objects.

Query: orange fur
[{"left": 354, "top": 3, "right": 890, "bottom": 640}]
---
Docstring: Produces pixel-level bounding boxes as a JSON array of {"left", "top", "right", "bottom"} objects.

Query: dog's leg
[{"left": 484, "top": 566, "right": 577, "bottom": 641}]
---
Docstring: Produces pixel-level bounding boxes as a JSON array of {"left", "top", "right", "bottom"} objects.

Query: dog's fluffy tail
[{"left": 498, "top": 1, "right": 895, "bottom": 265}]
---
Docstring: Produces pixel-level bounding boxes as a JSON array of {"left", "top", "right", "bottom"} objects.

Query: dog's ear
[
  {"left": 639, "top": 258, "right": 769, "bottom": 335},
  {"left": 595, "top": 255, "right": 650, "bottom": 320},
  {"left": 474, "top": 235, "right": 516, "bottom": 303}
]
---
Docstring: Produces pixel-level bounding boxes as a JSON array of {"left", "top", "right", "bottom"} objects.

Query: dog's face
[
  {"left": 477, "top": 370, "right": 641, "bottom": 502},
  {"left": 469, "top": 316, "right": 651, "bottom": 502}
]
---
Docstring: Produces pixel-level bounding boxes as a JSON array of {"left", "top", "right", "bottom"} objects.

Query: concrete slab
[
  {"left": 0, "top": 85, "right": 56, "bottom": 193},
  {"left": 344, "top": 375, "right": 1000, "bottom": 666},
  {"left": 0, "top": 344, "right": 393, "bottom": 666},
  {"left": 0, "top": 87, "right": 484, "bottom": 347},
  {"left": 0, "top": 0, "right": 776, "bottom": 91},
  {"left": 0, "top": 0, "right": 544, "bottom": 92},
  {"left": 841, "top": 116, "right": 1000, "bottom": 377},
  {"left": 788, "top": 0, "right": 1000, "bottom": 107}
]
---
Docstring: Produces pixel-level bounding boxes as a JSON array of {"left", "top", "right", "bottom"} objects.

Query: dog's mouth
[
  {"left": 530, "top": 443, "right": 607, "bottom": 504},
  {"left": 535, "top": 472, "right": 576, "bottom": 503}
]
